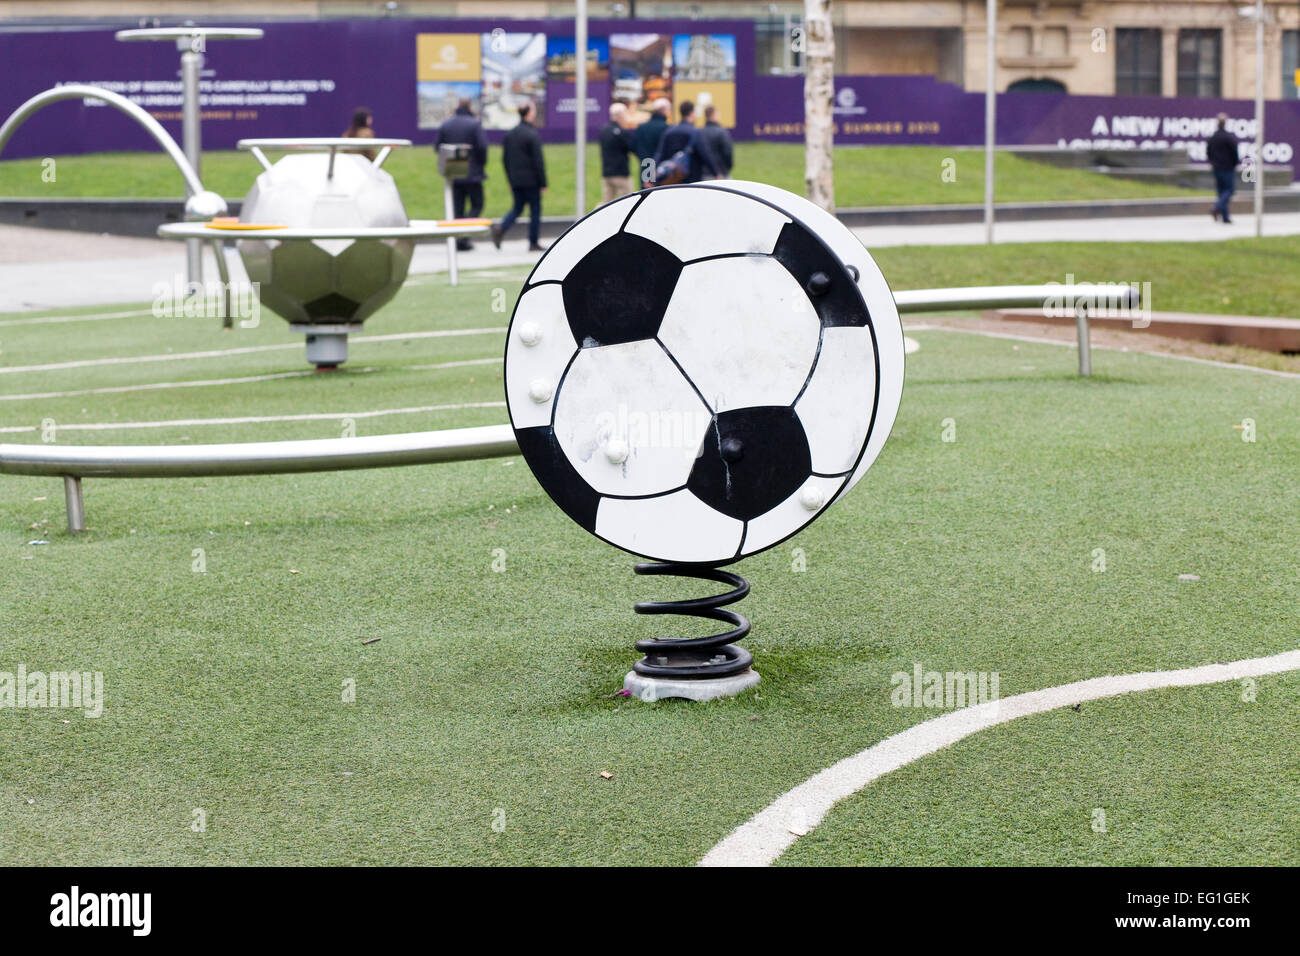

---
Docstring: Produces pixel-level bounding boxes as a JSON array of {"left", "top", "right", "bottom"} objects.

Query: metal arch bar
[
  {"left": 156, "top": 221, "right": 491, "bottom": 241},
  {"left": 248, "top": 146, "right": 273, "bottom": 172},
  {"left": 115, "top": 27, "right": 265, "bottom": 41},
  {"left": 2, "top": 425, "right": 518, "bottom": 532},
  {"left": 0, "top": 425, "right": 518, "bottom": 480},
  {"left": 237, "top": 138, "right": 412, "bottom": 151},
  {"left": 892, "top": 283, "right": 1141, "bottom": 314},
  {"left": 0, "top": 84, "right": 204, "bottom": 197}
]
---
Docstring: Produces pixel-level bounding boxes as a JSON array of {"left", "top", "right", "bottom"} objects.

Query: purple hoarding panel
[
  {"left": 1, "top": 18, "right": 1296, "bottom": 166},
  {"left": 0, "top": 18, "right": 755, "bottom": 159}
]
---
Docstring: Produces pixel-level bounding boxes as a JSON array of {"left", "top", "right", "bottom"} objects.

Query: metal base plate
[{"left": 623, "top": 668, "right": 760, "bottom": 702}]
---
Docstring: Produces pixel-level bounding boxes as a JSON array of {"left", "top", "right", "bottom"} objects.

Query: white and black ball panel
[
  {"left": 658, "top": 256, "right": 820, "bottom": 413},
  {"left": 623, "top": 186, "right": 791, "bottom": 262},
  {"left": 685, "top": 405, "right": 813, "bottom": 522},
  {"left": 529, "top": 193, "right": 641, "bottom": 284},
  {"left": 741, "top": 474, "right": 846, "bottom": 556},
  {"left": 552, "top": 340, "right": 712, "bottom": 497},
  {"left": 505, "top": 181, "right": 901, "bottom": 565},
  {"left": 700, "top": 180, "right": 906, "bottom": 496},
  {"left": 596, "top": 489, "right": 744, "bottom": 565},
  {"left": 795, "top": 326, "right": 877, "bottom": 475},
  {"left": 562, "top": 231, "right": 683, "bottom": 348},
  {"left": 513, "top": 423, "right": 603, "bottom": 534},
  {"left": 504, "top": 284, "right": 578, "bottom": 430}
]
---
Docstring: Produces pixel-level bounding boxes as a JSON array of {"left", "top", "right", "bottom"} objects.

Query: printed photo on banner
[
  {"left": 481, "top": 32, "right": 547, "bottom": 131},
  {"left": 415, "top": 33, "right": 481, "bottom": 129},
  {"left": 671, "top": 34, "right": 735, "bottom": 82},
  {"left": 546, "top": 35, "right": 610, "bottom": 81},
  {"left": 611, "top": 33, "right": 672, "bottom": 110}
]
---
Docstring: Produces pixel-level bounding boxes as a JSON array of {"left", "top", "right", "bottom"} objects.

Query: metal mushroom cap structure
[
  {"left": 235, "top": 139, "right": 415, "bottom": 369},
  {"left": 157, "top": 138, "right": 490, "bottom": 369}
]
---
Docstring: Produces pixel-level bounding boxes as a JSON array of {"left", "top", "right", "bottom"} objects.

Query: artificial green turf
[
  {"left": 0, "top": 248, "right": 1296, "bottom": 866},
  {"left": 780, "top": 672, "right": 1300, "bottom": 866},
  {"left": 873, "top": 235, "right": 1300, "bottom": 321},
  {"left": 0, "top": 143, "right": 1190, "bottom": 217}
]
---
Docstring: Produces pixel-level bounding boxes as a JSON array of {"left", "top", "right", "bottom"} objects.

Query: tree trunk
[{"left": 804, "top": 0, "right": 834, "bottom": 212}]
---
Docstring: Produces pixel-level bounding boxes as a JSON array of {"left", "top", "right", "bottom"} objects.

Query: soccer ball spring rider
[{"left": 504, "top": 182, "right": 905, "bottom": 701}]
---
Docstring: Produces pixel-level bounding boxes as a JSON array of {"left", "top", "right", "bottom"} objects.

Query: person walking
[
  {"left": 653, "top": 101, "right": 719, "bottom": 185},
  {"left": 1207, "top": 113, "right": 1239, "bottom": 224},
  {"left": 342, "top": 108, "right": 376, "bottom": 161},
  {"left": 633, "top": 98, "right": 671, "bottom": 179},
  {"left": 699, "top": 104, "right": 733, "bottom": 180},
  {"left": 599, "top": 102, "right": 635, "bottom": 202},
  {"left": 492, "top": 102, "right": 547, "bottom": 252},
  {"left": 435, "top": 98, "right": 488, "bottom": 251}
]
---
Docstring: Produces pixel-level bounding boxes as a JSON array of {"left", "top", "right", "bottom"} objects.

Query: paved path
[
  {"left": 2, "top": 207, "right": 1299, "bottom": 312},
  {"left": 849, "top": 210, "right": 1300, "bottom": 247}
]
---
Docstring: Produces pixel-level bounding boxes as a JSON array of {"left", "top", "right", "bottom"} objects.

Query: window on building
[
  {"left": 1284, "top": 30, "right": 1299, "bottom": 101},
  {"left": 1177, "top": 29, "right": 1221, "bottom": 98},
  {"left": 1006, "top": 26, "right": 1032, "bottom": 57},
  {"left": 756, "top": 16, "right": 804, "bottom": 75},
  {"left": 1042, "top": 26, "right": 1068, "bottom": 57},
  {"left": 1115, "top": 28, "right": 1162, "bottom": 95}
]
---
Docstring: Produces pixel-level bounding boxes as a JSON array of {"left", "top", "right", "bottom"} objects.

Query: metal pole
[
  {"left": 1075, "top": 301, "right": 1092, "bottom": 377},
  {"left": 575, "top": 0, "right": 588, "bottom": 217},
  {"left": 1254, "top": 0, "right": 1265, "bottom": 238},
  {"left": 63, "top": 476, "right": 85, "bottom": 533},
  {"left": 181, "top": 46, "right": 204, "bottom": 285},
  {"left": 984, "top": 0, "right": 996, "bottom": 244},
  {"left": 444, "top": 180, "right": 459, "bottom": 286}
]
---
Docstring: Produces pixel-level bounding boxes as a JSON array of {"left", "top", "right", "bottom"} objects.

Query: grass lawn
[
  {"left": 873, "top": 234, "right": 1300, "bottom": 320},
  {"left": 0, "top": 144, "right": 1192, "bottom": 218},
  {"left": 0, "top": 235, "right": 1295, "bottom": 865}
]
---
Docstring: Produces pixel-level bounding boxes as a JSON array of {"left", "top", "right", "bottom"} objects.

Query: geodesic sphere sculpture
[{"left": 237, "top": 152, "right": 413, "bottom": 332}]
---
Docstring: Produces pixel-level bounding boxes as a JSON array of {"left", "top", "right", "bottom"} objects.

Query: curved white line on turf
[
  {"left": 0, "top": 327, "right": 506, "bottom": 376},
  {"left": 0, "top": 401, "right": 506, "bottom": 433},
  {"left": 699, "top": 649, "right": 1300, "bottom": 867}
]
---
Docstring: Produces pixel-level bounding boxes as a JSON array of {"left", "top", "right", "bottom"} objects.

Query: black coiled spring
[{"left": 631, "top": 562, "right": 753, "bottom": 679}]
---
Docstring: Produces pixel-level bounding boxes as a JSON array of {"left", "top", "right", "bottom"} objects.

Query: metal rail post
[
  {"left": 1075, "top": 301, "right": 1092, "bottom": 377},
  {"left": 63, "top": 476, "right": 85, "bottom": 533}
]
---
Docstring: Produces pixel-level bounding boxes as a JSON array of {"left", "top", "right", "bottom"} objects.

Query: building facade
[{"left": 3, "top": 1, "right": 1297, "bottom": 99}]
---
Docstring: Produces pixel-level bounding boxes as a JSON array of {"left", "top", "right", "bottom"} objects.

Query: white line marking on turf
[
  {"left": 0, "top": 401, "right": 506, "bottom": 433},
  {"left": 0, "top": 309, "right": 154, "bottom": 328},
  {"left": 407, "top": 357, "right": 501, "bottom": 371},
  {"left": 906, "top": 324, "right": 1300, "bottom": 380},
  {"left": 700, "top": 649, "right": 1300, "bottom": 867},
  {"left": 0, "top": 357, "right": 501, "bottom": 403},
  {"left": 0, "top": 369, "right": 319, "bottom": 401},
  {"left": 0, "top": 327, "right": 506, "bottom": 375}
]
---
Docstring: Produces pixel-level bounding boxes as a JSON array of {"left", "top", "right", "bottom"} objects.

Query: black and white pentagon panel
[{"left": 504, "top": 183, "right": 906, "bottom": 565}]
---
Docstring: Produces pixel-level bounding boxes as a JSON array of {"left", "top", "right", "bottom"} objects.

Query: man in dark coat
[
  {"left": 492, "top": 102, "right": 547, "bottom": 252},
  {"left": 1206, "top": 113, "right": 1240, "bottom": 224},
  {"left": 699, "top": 104, "right": 734, "bottom": 180},
  {"left": 435, "top": 98, "right": 488, "bottom": 250},
  {"left": 653, "top": 101, "right": 719, "bottom": 184},
  {"left": 599, "top": 102, "right": 635, "bottom": 202},
  {"left": 633, "top": 98, "right": 671, "bottom": 169}
]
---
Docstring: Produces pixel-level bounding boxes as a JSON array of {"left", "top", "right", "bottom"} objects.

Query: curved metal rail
[
  {"left": 115, "top": 27, "right": 265, "bottom": 42},
  {"left": 0, "top": 284, "right": 1143, "bottom": 533},
  {"left": 0, "top": 84, "right": 204, "bottom": 197}
]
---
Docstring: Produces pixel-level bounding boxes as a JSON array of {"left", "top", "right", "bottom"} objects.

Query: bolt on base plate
[{"left": 623, "top": 668, "right": 760, "bottom": 702}]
